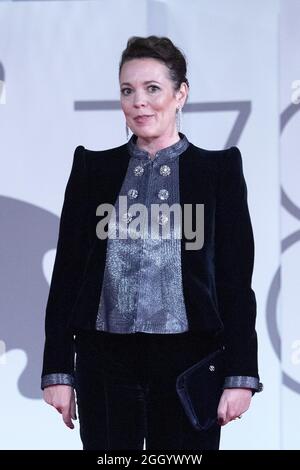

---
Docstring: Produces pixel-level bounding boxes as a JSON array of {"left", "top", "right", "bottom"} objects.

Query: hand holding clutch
[{"left": 176, "top": 347, "right": 225, "bottom": 431}]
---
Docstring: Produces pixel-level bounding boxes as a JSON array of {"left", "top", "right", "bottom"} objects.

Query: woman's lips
[{"left": 133, "top": 115, "right": 154, "bottom": 124}]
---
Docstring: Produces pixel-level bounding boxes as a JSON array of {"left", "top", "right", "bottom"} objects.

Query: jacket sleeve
[
  {"left": 215, "top": 146, "right": 259, "bottom": 379},
  {"left": 41, "top": 145, "right": 91, "bottom": 387}
]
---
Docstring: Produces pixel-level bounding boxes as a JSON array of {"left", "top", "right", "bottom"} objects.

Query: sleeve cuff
[
  {"left": 223, "top": 376, "right": 263, "bottom": 392},
  {"left": 41, "top": 373, "right": 75, "bottom": 390}
]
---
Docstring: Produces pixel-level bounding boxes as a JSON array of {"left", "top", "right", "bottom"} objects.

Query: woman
[{"left": 42, "top": 36, "right": 262, "bottom": 450}]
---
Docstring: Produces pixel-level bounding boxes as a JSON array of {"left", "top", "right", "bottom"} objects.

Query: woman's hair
[{"left": 119, "top": 36, "right": 190, "bottom": 92}]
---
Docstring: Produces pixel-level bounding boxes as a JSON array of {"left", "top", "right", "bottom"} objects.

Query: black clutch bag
[{"left": 176, "top": 347, "right": 225, "bottom": 431}]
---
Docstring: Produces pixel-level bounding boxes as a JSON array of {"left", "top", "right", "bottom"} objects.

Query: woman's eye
[
  {"left": 148, "top": 85, "right": 159, "bottom": 92},
  {"left": 121, "top": 88, "right": 131, "bottom": 96}
]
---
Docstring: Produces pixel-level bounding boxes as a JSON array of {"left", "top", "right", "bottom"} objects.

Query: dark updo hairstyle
[{"left": 119, "top": 36, "right": 189, "bottom": 95}]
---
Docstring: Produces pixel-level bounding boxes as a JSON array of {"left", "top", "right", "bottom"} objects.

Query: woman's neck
[{"left": 136, "top": 132, "right": 181, "bottom": 160}]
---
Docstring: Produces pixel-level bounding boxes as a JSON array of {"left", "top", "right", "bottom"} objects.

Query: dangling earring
[
  {"left": 176, "top": 106, "right": 182, "bottom": 132},
  {"left": 126, "top": 122, "right": 130, "bottom": 141}
]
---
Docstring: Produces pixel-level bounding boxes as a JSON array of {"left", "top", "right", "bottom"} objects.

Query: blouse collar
[{"left": 127, "top": 132, "right": 190, "bottom": 162}]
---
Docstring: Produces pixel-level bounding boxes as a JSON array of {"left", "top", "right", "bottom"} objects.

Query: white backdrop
[
  {"left": 0, "top": 0, "right": 297, "bottom": 450},
  {"left": 280, "top": 0, "right": 300, "bottom": 450}
]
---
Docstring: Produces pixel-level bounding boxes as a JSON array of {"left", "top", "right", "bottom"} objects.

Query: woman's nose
[{"left": 133, "top": 91, "right": 147, "bottom": 107}]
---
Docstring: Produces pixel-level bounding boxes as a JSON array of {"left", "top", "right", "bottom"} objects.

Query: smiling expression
[{"left": 120, "top": 58, "right": 187, "bottom": 140}]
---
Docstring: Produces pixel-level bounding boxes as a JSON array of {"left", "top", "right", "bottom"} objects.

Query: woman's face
[{"left": 120, "top": 58, "right": 186, "bottom": 139}]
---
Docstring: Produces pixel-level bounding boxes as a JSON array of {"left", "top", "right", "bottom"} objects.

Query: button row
[
  {"left": 121, "top": 212, "right": 170, "bottom": 226},
  {"left": 133, "top": 164, "right": 171, "bottom": 177},
  {"left": 127, "top": 188, "right": 169, "bottom": 201}
]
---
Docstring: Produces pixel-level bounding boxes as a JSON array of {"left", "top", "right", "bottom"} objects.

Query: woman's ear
[{"left": 176, "top": 82, "right": 189, "bottom": 108}]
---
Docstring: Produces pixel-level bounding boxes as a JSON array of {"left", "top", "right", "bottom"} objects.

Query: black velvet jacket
[{"left": 42, "top": 139, "right": 259, "bottom": 381}]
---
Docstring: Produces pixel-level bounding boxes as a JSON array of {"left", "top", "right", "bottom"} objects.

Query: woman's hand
[
  {"left": 217, "top": 388, "right": 252, "bottom": 426},
  {"left": 43, "top": 385, "right": 77, "bottom": 429}
]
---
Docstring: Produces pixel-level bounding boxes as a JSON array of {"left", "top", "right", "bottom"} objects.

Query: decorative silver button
[
  {"left": 160, "top": 164, "right": 171, "bottom": 176},
  {"left": 122, "top": 212, "right": 133, "bottom": 224},
  {"left": 128, "top": 188, "right": 138, "bottom": 199},
  {"left": 157, "top": 214, "right": 169, "bottom": 225},
  {"left": 134, "top": 165, "right": 144, "bottom": 176},
  {"left": 209, "top": 365, "right": 215, "bottom": 372},
  {"left": 158, "top": 189, "right": 169, "bottom": 201}
]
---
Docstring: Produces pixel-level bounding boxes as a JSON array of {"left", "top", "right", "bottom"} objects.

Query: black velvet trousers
[{"left": 74, "top": 330, "right": 221, "bottom": 451}]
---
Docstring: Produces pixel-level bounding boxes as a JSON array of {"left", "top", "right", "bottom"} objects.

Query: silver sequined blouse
[{"left": 96, "top": 133, "right": 190, "bottom": 333}]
